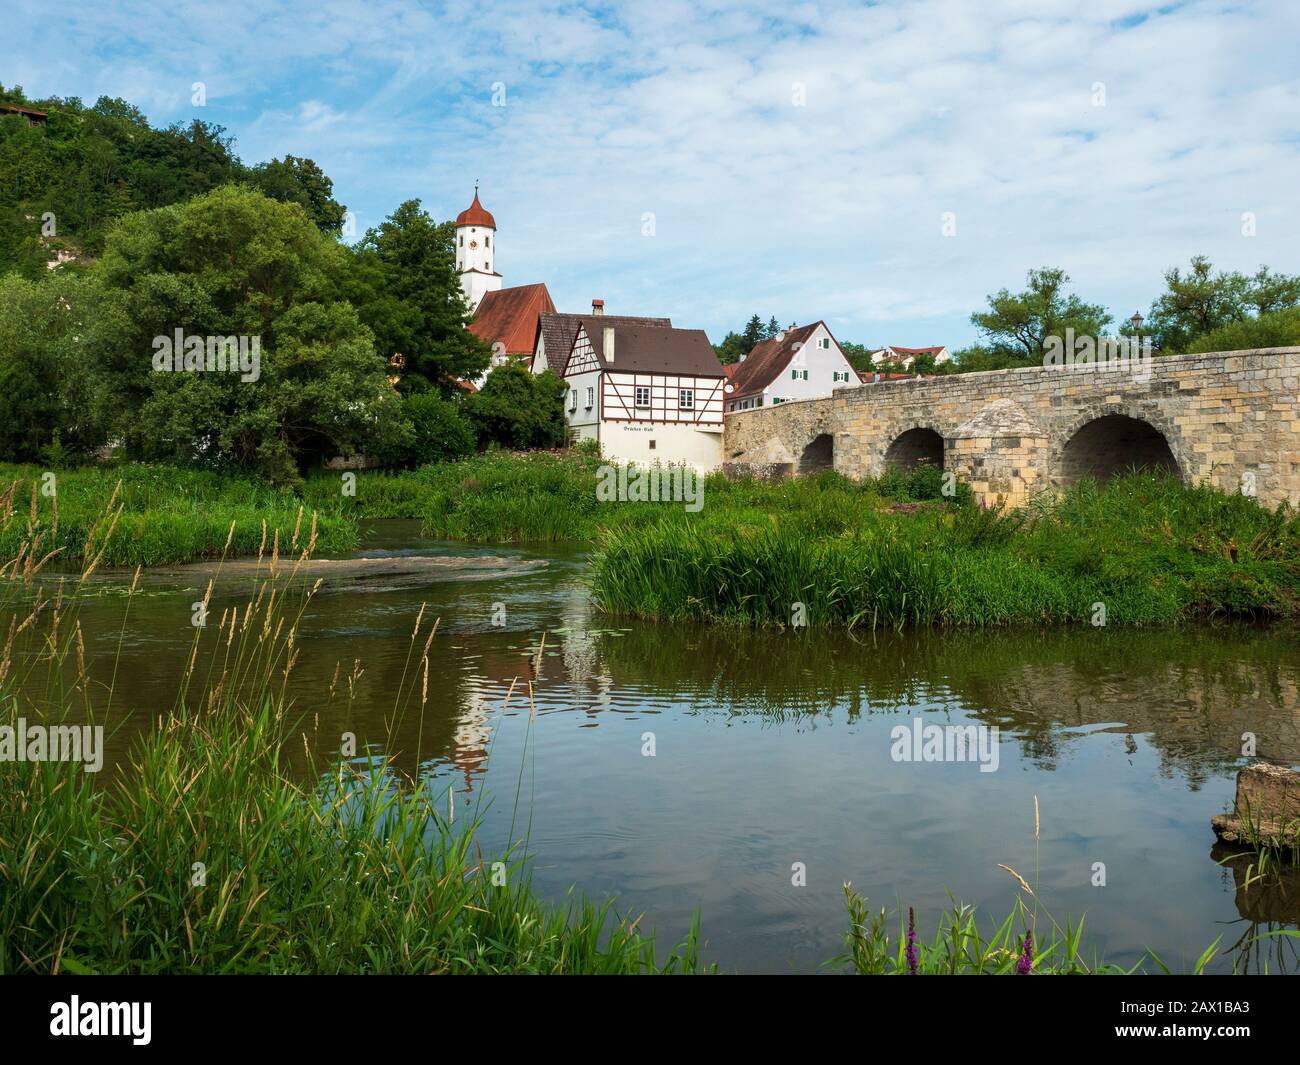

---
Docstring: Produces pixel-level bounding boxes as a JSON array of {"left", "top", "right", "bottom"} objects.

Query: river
[{"left": 29, "top": 519, "right": 1300, "bottom": 974}]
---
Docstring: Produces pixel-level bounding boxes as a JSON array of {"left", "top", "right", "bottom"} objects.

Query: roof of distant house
[
  {"left": 536, "top": 311, "right": 671, "bottom": 375},
  {"left": 568, "top": 318, "right": 724, "bottom": 377},
  {"left": 469, "top": 283, "right": 557, "bottom": 356},
  {"left": 879, "top": 345, "right": 947, "bottom": 356},
  {"left": 726, "top": 322, "right": 829, "bottom": 399},
  {"left": 455, "top": 191, "right": 496, "bottom": 229},
  {"left": 0, "top": 102, "right": 48, "bottom": 122}
]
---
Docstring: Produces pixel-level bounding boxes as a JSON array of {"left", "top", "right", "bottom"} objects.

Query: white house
[
  {"left": 724, "top": 321, "right": 860, "bottom": 412},
  {"left": 870, "top": 345, "right": 952, "bottom": 370},
  {"left": 552, "top": 312, "right": 728, "bottom": 470}
]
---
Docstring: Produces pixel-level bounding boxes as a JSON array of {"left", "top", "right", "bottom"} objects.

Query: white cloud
[{"left": 4, "top": 0, "right": 1297, "bottom": 346}]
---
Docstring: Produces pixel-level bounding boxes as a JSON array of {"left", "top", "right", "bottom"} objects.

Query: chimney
[
  {"left": 603, "top": 325, "right": 615, "bottom": 362},
  {"left": 592, "top": 299, "right": 605, "bottom": 315}
]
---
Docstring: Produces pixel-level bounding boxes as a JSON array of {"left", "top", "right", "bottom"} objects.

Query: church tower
[{"left": 455, "top": 186, "right": 501, "bottom": 311}]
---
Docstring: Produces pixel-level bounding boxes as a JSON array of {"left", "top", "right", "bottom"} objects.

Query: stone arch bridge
[{"left": 722, "top": 347, "right": 1300, "bottom": 509}]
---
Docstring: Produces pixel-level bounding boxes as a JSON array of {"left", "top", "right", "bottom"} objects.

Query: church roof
[
  {"left": 726, "top": 321, "right": 825, "bottom": 399},
  {"left": 567, "top": 319, "right": 725, "bottom": 378},
  {"left": 535, "top": 312, "right": 672, "bottom": 375},
  {"left": 456, "top": 191, "right": 496, "bottom": 229},
  {"left": 470, "top": 283, "right": 556, "bottom": 356}
]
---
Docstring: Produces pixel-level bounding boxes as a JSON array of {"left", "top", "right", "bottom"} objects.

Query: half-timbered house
[{"left": 556, "top": 315, "right": 728, "bottom": 470}]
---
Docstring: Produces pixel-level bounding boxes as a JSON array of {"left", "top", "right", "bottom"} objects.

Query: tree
[
  {"left": 248, "top": 155, "right": 346, "bottom": 234},
  {"left": 0, "top": 269, "right": 109, "bottom": 461},
  {"left": 345, "top": 199, "right": 490, "bottom": 394},
  {"left": 765, "top": 316, "right": 781, "bottom": 339},
  {"left": 1145, "top": 256, "right": 1300, "bottom": 353},
  {"left": 465, "top": 364, "right": 567, "bottom": 449},
  {"left": 970, "top": 267, "right": 1111, "bottom": 364},
  {"left": 90, "top": 184, "right": 402, "bottom": 484},
  {"left": 741, "top": 314, "right": 765, "bottom": 351}
]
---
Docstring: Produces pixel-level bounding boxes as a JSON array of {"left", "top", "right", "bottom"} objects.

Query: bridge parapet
[{"left": 721, "top": 347, "right": 1300, "bottom": 508}]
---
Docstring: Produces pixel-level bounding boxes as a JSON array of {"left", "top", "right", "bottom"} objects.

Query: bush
[
  {"left": 1187, "top": 307, "right": 1300, "bottom": 354},
  {"left": 377, "top": 393, "right": 476, "bottom": 468}
]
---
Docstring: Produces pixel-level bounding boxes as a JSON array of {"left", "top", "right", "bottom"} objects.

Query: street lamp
[{"left": 1129, "top": 311, "right": 1144, "bottom": 339}]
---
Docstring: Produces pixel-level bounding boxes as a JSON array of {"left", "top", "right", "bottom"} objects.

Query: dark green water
[{"left": 24, "top": 520, "right": 1300, "bottom": 973}]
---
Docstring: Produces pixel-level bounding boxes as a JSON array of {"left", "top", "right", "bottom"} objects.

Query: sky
[{"left": 5, "top": 0, "right": 1299, "bottom": 348}]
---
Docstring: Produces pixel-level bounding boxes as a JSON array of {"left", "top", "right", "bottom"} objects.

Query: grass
[
  {"left": 591, "top": 473, "right": 1300, "bottom": 629},
  {"left": 0, "top": 463, "right": 359, "bottom": 567},
  {"left": 0, "top": 505, "right": 707, "bottom": 974},
  {"left": 0, "top": 498, "right": 1290, "bottom": 974}
]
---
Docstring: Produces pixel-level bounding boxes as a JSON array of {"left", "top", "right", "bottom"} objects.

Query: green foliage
[
  {"left": 970, "top": 266, "right": 1112, "bottom": 363},
  {"left": 0, "top": 542, "right": 707, "bottom": 974},
  {"left": 0, "top": 84, "right": 344, "bottom": 273},
  {"left": 0, "top": 462, "right": 358, "bottom": 565},
  {"left": 0, "top": 269, "right": 109, "bottom": 460},
  {"left": 713, "top": 313, "right": 787, "bottom": 362},
  {"left": 245, "top": 154, "right": 346, "bottom": 233},
  {"left": 377, "top": 392, "right": 477, "bottom": 468},
  {"left": 1187, "top": 306, "right": 1300, "bottom": 355},
  {"left": 344, "top": 199, "right": 490, "bottom": 393},
  {"left": 91, "top": 184, "right": 401, "bottom": 484},
  {"left": 1146, "top": 257, "right": 1300, "bottom": 354},
  {"left": 591, "top": 474, "right": 1300, "bottom": 629},
  {"left": 465, "top": 363, "right": 567, "bottom": 449}
]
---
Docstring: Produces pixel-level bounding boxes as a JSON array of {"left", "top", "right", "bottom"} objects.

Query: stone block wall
[{"left": 721, "top": 348, "right": 1300, "bottom": 509}]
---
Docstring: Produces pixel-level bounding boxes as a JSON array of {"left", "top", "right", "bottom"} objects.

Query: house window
[
  {"left": 819, "top": 338, "right": 830, "bottom": 349},
  {"left": 569, "top": 389, "right": 577, "bottom": 410},
  {"left": 648, "top": 440, "right": 656, "bottom": 450},
  {"left": 790, "top": 369, "right": 808, "bottom": 381},
  {"left": 485, "top": 262, "right": 490, "bottom": 271},
  {"left": 679, "top": 388, "right": 694, "bottom": 409},
  {"left": 485, "top": 235, "right": 490, "bottom": 248},
  {"left": 635, "top": 386, "right": 650, "bottom": 409},
  {"left": 586, "top": 386, "right": 594, "bottom": 408}
]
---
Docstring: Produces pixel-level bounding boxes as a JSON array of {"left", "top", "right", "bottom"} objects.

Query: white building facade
[
  {"left": 724, "top": 320, "right": 860, "bottom": 412},
  {"left": 560, "top": 318, "right": 727, "bottom": 470}
]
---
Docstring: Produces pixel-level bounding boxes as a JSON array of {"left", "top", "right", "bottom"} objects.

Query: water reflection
[{"left": 10, "top": 520, "right": 1300, "bottom": 973}]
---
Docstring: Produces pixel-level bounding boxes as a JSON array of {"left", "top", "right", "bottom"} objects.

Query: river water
[{"left": 30, "top": 520, "right": 1300, "bottom": 973}]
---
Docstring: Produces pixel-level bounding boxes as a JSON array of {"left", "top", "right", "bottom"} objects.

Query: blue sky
[{"left": 6, "top": 0, "right": 1298, "bottom": 348}]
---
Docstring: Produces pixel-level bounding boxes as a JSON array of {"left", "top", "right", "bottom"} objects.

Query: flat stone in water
[{"left": 130, "top": 554, "right": 548, "bottom": 591}]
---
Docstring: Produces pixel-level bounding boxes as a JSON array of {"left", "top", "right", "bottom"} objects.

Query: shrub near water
[{"left": 592, "top": 475, "right": 1300, "bottom": 629}]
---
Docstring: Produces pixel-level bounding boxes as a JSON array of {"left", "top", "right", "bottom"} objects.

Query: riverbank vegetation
[
  {"left": 591, "top": 472, "right": 1300, "bottom": 629},
  {"left": 1, "top": 497, "right": 1286, "bottom": 974}
]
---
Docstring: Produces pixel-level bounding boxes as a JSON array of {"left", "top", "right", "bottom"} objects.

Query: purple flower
[
  {"left": 1016, "top": 929, "right": 1034, "bottom": 975},
  {"left": 906, "top": 907, "right": 919, "bottom": 975}
]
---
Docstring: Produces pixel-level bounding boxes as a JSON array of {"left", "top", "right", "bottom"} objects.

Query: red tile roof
[
  {"left": 721, "top": 363, "right": 737, "bottom": 379},
  {"left": 726, "top": 322, "right": 826, "bottom": 399},
  {"left": 456, "top": 191, "right": 496, "bottom": 229},
  {"left": 882, "top": 345, "right": 946, "bottom": 356},
  {"left": 470, "top": 283, "right": 557, "bottom": 356}
]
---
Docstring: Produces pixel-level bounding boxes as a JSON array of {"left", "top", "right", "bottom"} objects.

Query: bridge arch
[
  {"left": 797, "top": 433, "right": 835, "bottom": 474},
  {"left": 1054, "top": 406, "right": 1183, "bottom": 487},
  {"left": 883, "top": 425, "right": 946, "bottom": 472}
]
